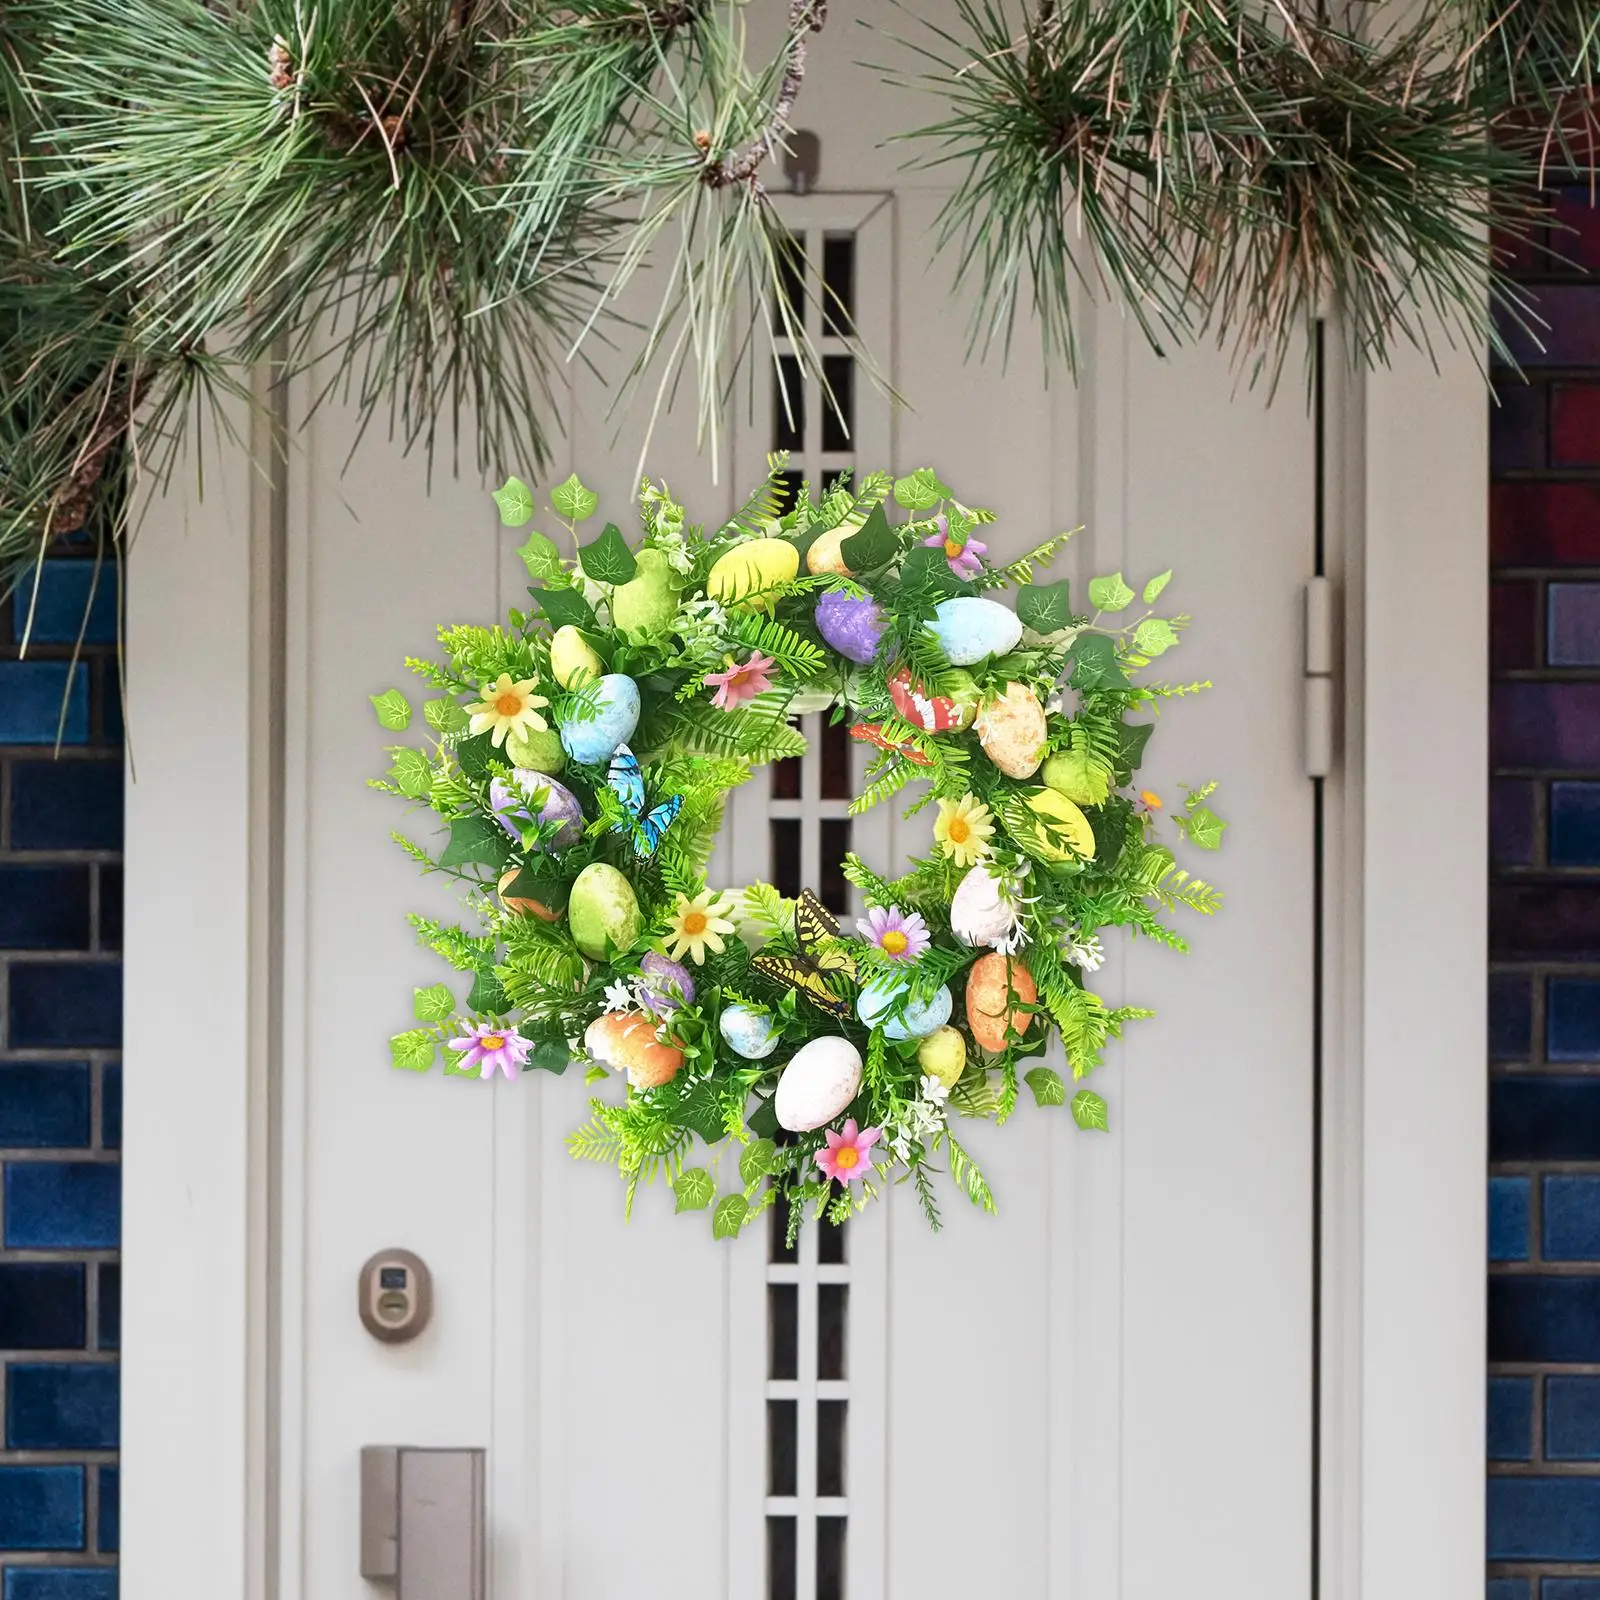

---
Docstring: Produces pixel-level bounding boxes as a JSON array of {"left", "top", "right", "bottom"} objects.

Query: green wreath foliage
[{"left": 373, "top": 460, "right": 1227, "bottom": 1237}]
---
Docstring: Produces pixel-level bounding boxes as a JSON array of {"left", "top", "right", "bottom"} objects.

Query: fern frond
[
  {"left": 848, "top": 758, "right": 918, "bottom": 816},
  {"left": 973, "top": 528, "right": 1081, "bottom": 591},
  {"left": 942, "top": 1130, "right": 997, "bottom": 1215},
  {"left": 732, "top": 613, "right": 829, "bottom": 679}
]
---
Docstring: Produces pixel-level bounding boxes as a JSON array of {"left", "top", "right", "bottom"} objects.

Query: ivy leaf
[
  {"left": 1024, "top": 1066, "right": 1067, "bottom": 1107},
  {"left": 1017, "top": 579, "right": 1074, "bottom": 636},
  {"left": 532, "top": 1038, "right": 572, "bottom": 1074},
  {"left": 466, "top": 968, "right": 508, "bottom": 1015},
  {"left": 551, "top": 474, "right": 599, "bottom": 524},
  {"left": 740, "top": 1138, "right": 778, "bottom": 1187},
  {"left": 454, "top": 731, "right": 497, "bottom": 780},
  {"left": 533, "top": 584, "right": 596, "bottom": 631},
  {"left": 712, "top": 1193, "right": 750, "bottom": 1240},
  {"left": 658, "top": 1078, "right": 729, "bottom": 1146},
  {"left": 1115, "top": 721, "right": 1155, "bottom": 777},
  {"left": 423, "top": 698, "right": 469, "bottom": 735},
  {"left": 1087, "top": 572, "right": 1135, "bottom": 613},
  {"left": 897, "top": 545, "right": 963, "bottom": 602},
  {"left": 412, "top": 983, "right": 454, "bottom": 1023},
  {"left": 1071, "top": 1089, "right": 1109, "bottom": 1131},
  {"left": 1068, "top": 634, "right": 1123, "bottom": 691},
  {"left": 438, "top": 814, "right": 511, "bottom": 871},
  {"left": 369, "top": 689, "right": 411, "bottom": 730},
  {"left": 674, "top": 1168, "right": 716, "bottom": 1213},
  {"left": 389, "top": 1029, "right": 435, "bottom": 1073},
  {"left": 388, "top": 747, "right": 432, "bottom": 797},
  {"left": 1133, "top": 617, "right": 1179, "bottom": 658},
  {"left": 747, "top": 1094, "right": 780, "bottom": 1140},
  {"left": 492, "top": 476, "right": 536, "bottom": 527},
  {"left": 1184, "top": 804, "right": 1228, "bottom": 851},
  {"left": 839, "top": 503, "right": 897, "bottom": 571},
  {"left": 516, "top": 529, "right": 563, "bottom": 583},
  {"left": 1143, "top": 569, "right": 1173, "bottom": 604},
  {"left": 892, "top": 468, "right": 947, "bottom": 511},
  {"left": 578, "top": 522, "right": 638, "bottom": 585}
]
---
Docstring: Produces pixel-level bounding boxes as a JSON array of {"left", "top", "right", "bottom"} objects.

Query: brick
[
  {"left": 96, "top": 1265, "right": 118, "bottom": 1352},
  {"left": 1489, "top": 1375, "right": 1534, "bottom": 1459},
  {"left": 0, "top": 1467, "right": 84, "bottom": 1552},
  {"left": 1488, "top": 1476, "right": 1600, "bottom": 1560},
  {"left": 6, "top": 1365, "right": 119, "bottom": 1451},
  {"left": 1550, "top": 978, "right": 1600, "bottom": 1061},
  {"left": 1493, "top": 580, "right": 1540, "bottom": 672},
  {"left": 1487, "top": 1582, "right": 1530, "bottom": 1600},
  {"left": 1492, "top": 483, "right": 1600, "bottom": 566},
  {"left": 1552, "top": 385, "right": 1600, "bottom": 467},
  {"left": 1491, "top": 1276, "right": 1600, "bottom": 1363},
  {"left": 7, "top": 562, "right": 117, "bottom": 648},
  {"left": 96, "top": 1466, "right": 116, "bottom": 1555},
  {"left": 1493, "top": 1078, "right": 1600, "bottom": 1161},
  {"left": 97, "top": 866, "right": 121, "bottom": 953},
  {"left": 0, "top": 866, "right": 93, "bottom": 950},
  {"left": 7, "top": 963, "right": 123, "bottom": 1050},
  {"left": 0, "top": 1265, "right": 86, "bottom": 1350},
  {"left": 0, "top": 1064, "right": 91, "bottom": 1148},
  {"left": 7, "top": 761, "right": 123, "bottom": 850},
  {"left": 0, "top": 664, "right": 88, "bottom": 747},
  {"left": 1552, "top": 783, "right": 1600, "bottom": 866},
  {"left": 1492, "top": 973, "right": 1534, "bottom": 1062},
  {"left": 1491, "top": 1177, "right": 1531, "bottom": 1262},
  {"left": 1497, "top": 286, "right": 1600, "bottom": 368},
  {"left": 4, "top": 1574, "right": 117, "bottom": 1600},
  {"left": 1552, "top": 187, "right": 1600, "bottom": 272},
  {"left": 1493, "top": 883, "right": 1600, "bottom": 959},
  {"left": 1492, "top": 779, "right": 1537, "bottom": 866},
  {"left": 1546, "top": 1175, "right": 1600, "bottom": 1259},
  {"left": 1550, "top": 582, "right": 1600, "bottom": 664},
  {"left": 100, "top": 1065, "right": 120, "bottom": 1152},
  {"left": 1547, "top": 1376, "right": 1600, "bottom": 1461},
  {"left": 1494, "top": 684, "right": 1600, "bottom": 769},
  {"left": 4, "top": 1164, "right": 120, "bottom": 1250},
  {"left": 1493, "top": 382, "right": 1548, "bottom": 471}
]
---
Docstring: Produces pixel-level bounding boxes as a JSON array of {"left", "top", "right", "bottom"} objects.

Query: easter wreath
[{"left": 372, "top": 461, "right": 1226, "bottom": 1238}]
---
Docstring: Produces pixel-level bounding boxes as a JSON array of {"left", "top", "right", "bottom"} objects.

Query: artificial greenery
[
  {"left": 373, "top": 460, "right": 1226, "bottom": 1236},
  {"left": 2, "top": 0, "right": 1596, "bottom": 596}
]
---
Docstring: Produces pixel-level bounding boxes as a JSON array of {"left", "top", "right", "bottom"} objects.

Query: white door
[{"left": 121, "top": 7, "right": 1491, "bottom": 1597}]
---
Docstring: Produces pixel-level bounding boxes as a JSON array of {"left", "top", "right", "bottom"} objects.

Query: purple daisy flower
[
  {"left": 922, "top": 517, "right": 988, "bottom": 582},
  {"left": 447, "top": 1021, "right": 534, "bottom": 1082},
  {"left": 855, "top": 905, "right": 931, "bottom": 962}
]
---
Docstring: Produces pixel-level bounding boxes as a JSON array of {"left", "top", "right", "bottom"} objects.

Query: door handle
[{"left": 361, "top": 1445, "right": 486, "bottom": 1599}]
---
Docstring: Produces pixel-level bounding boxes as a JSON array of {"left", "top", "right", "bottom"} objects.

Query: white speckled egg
[
  {"left": 949, "top": 862, "right": 1015, "bottom": 948},
  {"left": 929, "top": 597, "right": 1023, "bottom": 665},
  {"left": 775, "top": 1037, "right": 864, "bottom": 1132},
  {"left": 559, "top": 673, "right": 640, "bottom": 765},
  {"left": 720, "top": 1004, "right": 781, "bottom": 1061},
  {"left": 974, "top": 681, "right": 1047, "bottom": 778}
]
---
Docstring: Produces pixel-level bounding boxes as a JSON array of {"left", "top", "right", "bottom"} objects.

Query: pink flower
[
  {"left": 447, "top": 1021, "right": 533, "bottom": 1082},
  {"left": 855, "top": 904, "right": 931, "bottom": 962},
  {"left": 814, "top": 1119, "right": 882, "bottom": 1185},
  {"left": 704, "top": 652, "right": 778, "bottom": 710},
  {"left": 922, "top": 518, "right": 988, "bottom": 581}
]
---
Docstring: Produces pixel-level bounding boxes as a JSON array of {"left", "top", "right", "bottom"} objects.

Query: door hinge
[{"left": 1303, "top": 577, "right": 1335, "bottom": 779}]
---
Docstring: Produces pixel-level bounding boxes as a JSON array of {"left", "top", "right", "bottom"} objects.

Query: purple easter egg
[
  {"left": 815, "top": 590, "right": 885, "bottom": 665},
  {"left": 638, "top": 952, "right": 696, "bottom": 1016},
  {"left": 489, "top": 771, "right": 584, "bottom": 849}
]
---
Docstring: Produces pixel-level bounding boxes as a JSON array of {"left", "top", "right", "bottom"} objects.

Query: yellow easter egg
[
  {"left": 1021, "top": 788, "right": 1096, "bottom": 863},
  {"left": 549, "top": 625, "right": 603, "bottom": 689},
  {"left": 706, "top": 537, "right": 800, "bottom": 613},
  {"left": 918, "top": 1025, "right": 966, "bottom": 1089}
]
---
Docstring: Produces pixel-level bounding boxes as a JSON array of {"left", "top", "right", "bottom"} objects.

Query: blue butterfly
[{"left": 607, "top": 745, "right": 683, "bottom": 858}]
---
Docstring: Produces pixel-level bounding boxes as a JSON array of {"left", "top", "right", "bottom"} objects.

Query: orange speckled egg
[
  {"left": 964, "top": 954, "right": 1037, "bottom": 1053},
  {"left": 498, "top": 867, "right": 559, "bottom": 922}
]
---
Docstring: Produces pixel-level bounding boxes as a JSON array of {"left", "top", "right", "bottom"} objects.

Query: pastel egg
[
  {"left": 559, "top": 673, "right": 640, "bottom": 765},
  {"left": 815, "top": 590, "right": 885, "bottom": 665},
  {"left": 584, "top": 1011, "right": 685, "bottom": 1089},
  {"left": 568, "top": 862, "right": 643, "bottom": 960},
  {"left": 503, "top": 725, "right": 566, "bottom": 774},
  {"left": 974, "top": 681, "right": 1047, "bottom": 778},
  {"left": 706, "top": 538, "right": 800, "bottom": 613},
  {"left": 496, "top": 866, "right": 560, "bottom": 922},
  {"left": 949, "top": 863, "right": 1014, "bottom": 948},
  {"left": 638, "top": 952, "right": 696, "bottom": 1017},
  {"left": 775, "top": 1036, "right": 864, "bottom": 1132},
  {"left": 918, "top": 1025, "right": 967, "bottom": 1088},
  {"left": 610, "top": 548, "right": 682, "bottom": 638},
  {"left": 928, "top": 597, "right": 1023, "bottom": 666},
  {"left": 1041, "top": 748, "right": 1108, "bottom": 807},
  {"left": 856, "top": 980, "right": 953, "bottom": 1041},
  {"left": 806, "top": 525, "right": 855, "bottom": 575},
  {"left": 965, "top": 953, "right": 1038, "bottom": 1053},
  {"left": 549, "top": 625, "right": 604, "bottom": 689},
  {"left": 720, "top": 1003, "right": 781, "bottom": 1060},
  {"left": 488, "top": 771, "right": 584, "bottom": 848},
  {"left": 1018, "top": 787, "right": 1096, "bottom": 862},
  {"left": 886, "top": 666, "right": 979, "bottom": 732}
]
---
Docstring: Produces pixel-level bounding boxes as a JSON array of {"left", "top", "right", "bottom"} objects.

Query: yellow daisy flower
[
  {"left": 933, "top": 793, "right": 994, "bottom": 867},
  {"left": 664, "top": 889, "right": 738, "bottom": 965},
  {"left": 466, "top": 673, "right": 549, "bottom": 747}
]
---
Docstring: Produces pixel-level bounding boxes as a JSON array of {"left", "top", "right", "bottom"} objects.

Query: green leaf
[
  {"left": 1143, "top": 569, "right": 1173, "bottom": 604},
  {"left": 712, "top": 1193, "right": 750, "bottom": 1240},
  {"left": 466, "top": 968, "right": 508, "bottom": 1015},
  {"left": 1133, "top": 618, "right": 1179, "bottom": 658},
  {"left": 1068, "top": 634, "right": 1124, "bottom": 691},
  {"left": 389, "top": 1029, "right": 435, "bottom": 1073},
  {"left": 533, "top": 1039, "right": 573, "bottom": 1074},
  {"left": 388, "top": 747, "right": 433, "bottom": 798},
  {"left": 747, "top": 1095, "right": 780, "bottom": 1140},
  {"left": 424, "top": 698, "right": 469, "bottom": 735},
  {"left": 1116, "top": 721, "right": 1155, "bottom": 776},
  {"left": 578, "top": 522, "right": 638, "bottom": 585},
  {"left": 493, "top": 476, "right": 536, "bottom": 527},
  {"left": 892, "top": 468, "right": 947, "bottom": 511},
  {"left": 659, "top": 1078, "right": 729, "bottom": 1146},
  {"left": 516, "top": 529, "right": 564, "bottom": 583},
  {"left": 1024, "top": 1066, "right": 1067, "bottom": 1107},
  {"left": 740, "top": 1138, "right": 778, "bottom": 1187},
  {"left": 370, "top": 689, "right": 411, "bottom": 731},
  {"left": 551, "top": 474, "right": 599, "bottom": 524},
  {"left": 1184, "top": 804, "right": 1228, "bottom": 851},
  {"left": 839, "top": 503, "right": 897, "bottom": 571},
  {"left": 455, "top": 730, "right": 497, "bottom": 780},
  {"left": 413, "top": 983, "right": 455, "bottom": 1022},
  {"left": 674, "top": 1168, "right": 716, "bottom": 1213},
  {"left": 438, "top": 814, "right": 511, "bottom": 871},
  {"left": 1017, "top": 579, "right": 1074, "bottom": 636},
  {"left": 533, "top": 584, "right": 595, "bottom": 631},
  {"left": 1071, "top": 1089, "right": 1109, "bottom": 1131},
  {"left": 1087, "top": 572, "right": 1135, "bottom": 613}
]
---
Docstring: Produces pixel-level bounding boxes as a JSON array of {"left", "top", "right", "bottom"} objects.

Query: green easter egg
[
  {"left": 610, "top": 548, "right": 682, "bottom": 637},
  {"left": 568, "top": 863, "right": 643, "bottom": 961}
]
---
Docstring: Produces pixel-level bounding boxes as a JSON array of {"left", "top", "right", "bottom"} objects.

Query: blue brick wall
[
  {"left": 1489, "top": 181, "right": 1600, "bottom": 1596},
  {"left": 0, "top": 555, "right": 121, "bottom": 1593}
]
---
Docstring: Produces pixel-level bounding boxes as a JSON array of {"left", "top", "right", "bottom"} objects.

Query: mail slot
[{"left": 361, "top": 1445, "right": 485, "bottom": 1599}]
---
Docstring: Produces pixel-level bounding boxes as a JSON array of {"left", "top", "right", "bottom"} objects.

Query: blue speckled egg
[
  {"left": 720, "top": 1003, "right": 781, "bottom": 1060},
  {"left": 489, "top": 771, "right": 584, "bottom": 849},
  {"left": 928, "top": 597, "right": 1023, "bottom": 666},
  {"left": 815, "top": 591, "right": 886, "bottom": 665},
  {"left": 559, "top": 673, "right": 640, "bottom": 764},
  {"left": 856, "top": 980, "right": 954, "bottom": 1041}
]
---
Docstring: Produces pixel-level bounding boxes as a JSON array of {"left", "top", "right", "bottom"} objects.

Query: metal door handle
[{"left": 361, "top": 1445, "right": 485, "bottom": 1600}]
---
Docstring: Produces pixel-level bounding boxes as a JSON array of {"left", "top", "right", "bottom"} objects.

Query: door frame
[{"left": 119, "top": 334, "right": 1485, "bottom": 1600}]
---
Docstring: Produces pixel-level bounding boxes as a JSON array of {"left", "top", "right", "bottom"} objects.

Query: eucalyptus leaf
[
  {"left": 1087, "top": 572, "right": 1135, "bottom": 613},
  {"left": 674, "top": 1168, "right": 716, "bottom": 1212},
  {"left": 839, "top": 502, "right": 897, "bottom": 571},
  {"left": 412, "top": 983, "right": 455, "bottom": 1023},
  {"left": 516, "top": 529, "right": 564, "bottom": 583},
  {"left": 578, "top": 522, "right": 638, "bottom": 585},
  {"left": 1017, "top": 579, "right": 1074, "bottom": 636},
  {"left": 551, "top": 474, "right": 599, "bottom": 524},
  {"left": 369, "top": 689, "right": 411, "bottom": 731},
  {"left": 1071, "top": 1089, "right": 1109, "bottom": 1131},
  {"left": 1024, "top": 1066, "right": 1067, "bottom": 1107},
  {"left": 389, "top": 1029, "right": 435, "bottom": 1073},
  {"left": 493, "top": 476, "right": 536, "bottom": 527},
  {"left": 712, "top": 1193, "right": 750, "bottom": 1240}
]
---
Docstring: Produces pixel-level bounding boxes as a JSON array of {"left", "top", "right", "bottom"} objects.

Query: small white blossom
[
  {"left": 602, "top": 979, "right": 637, "bottom": 1013},
  {"left": 890, "top": 1131, "right": 912, "bottom": 1164},
  {"left": 919, "top": 1074, "right": 951, "bottom": 1108}
]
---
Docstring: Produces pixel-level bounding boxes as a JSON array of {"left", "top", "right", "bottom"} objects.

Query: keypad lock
[{"left": 358, "top": 1249, "right": 433, "bottom": 1343}]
